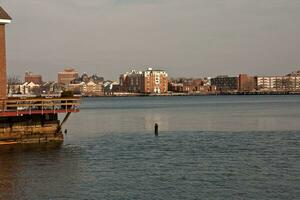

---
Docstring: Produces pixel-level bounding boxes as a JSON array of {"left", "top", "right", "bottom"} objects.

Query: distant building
[
  {"left": 119, "top": 70, "right": 144, "bottom": 93},
  {"left": 143, "top": 68, "right": 168, "bottom": 94},
  {"left": 83, "top": 81, "right": 103, "bottom": 96},
  {"left": 256, "top": 75, "right": 300, "bottom": 91},
  {"left": 72, "top": 73, "right": 104, "bottom": 84},
  {"left": 119, "top": 68, "right": 168, "bottom": 94},
  {"left": 211, "top": 76, "right": 238, "bottom": 91},
  {"left": 103, "top": 81, "right": 120, "bottom": 95},
  {"left": 40, "top": 81, "right": 61, "bottom": 94},
  {"left": 25, "top": 71, "right": 42, "bottom": 84},
  {"left": 68, "top": 73, "right": 104, "bottom": 96},
  {"left": 169, "top": 82, "right": 184, "bottom": 93},
  {"left": 238, "top": 74, "right": 256, "bottom": 92},
  {"left": 58, "top": 68, "right": 79, "bottom": 85},
  {"left": 169, "top": 78, "right": 212, "bottom": 93},
  {"left": 19, "top": 82, "right": 40, "bottom": 95}
]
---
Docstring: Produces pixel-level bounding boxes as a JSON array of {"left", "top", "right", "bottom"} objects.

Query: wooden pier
[
  {"left": 0, "top": 97, "right": 80, "bottom": 145},
  {"left": 0, "top": 97, "right": 80, "bottom": 117}
]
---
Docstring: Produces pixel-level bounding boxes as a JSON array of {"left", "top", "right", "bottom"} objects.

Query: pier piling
[{"left": 154, "top": 123, "right": 158, "bottom": 136}]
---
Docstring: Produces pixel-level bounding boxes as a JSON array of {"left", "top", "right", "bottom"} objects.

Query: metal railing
[{"left": 0, "top": 97, "right": 80, "bottom": 117}]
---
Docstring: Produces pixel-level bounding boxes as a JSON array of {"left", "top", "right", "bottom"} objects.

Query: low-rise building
[
  {"left": 25, "top": 71, "right": 42, "bottom": 84},
  {"left": 19, "top": 82, "right": 40, "bottom": 95},
  {"left": 256, "top": 75, "right": 300, "bottom": 91},
  {"left": 67, "top": 73, "right": 104, "bottom": 96},
  {"left": 211, "top": 76, "right": 238, "bottom": 91}
]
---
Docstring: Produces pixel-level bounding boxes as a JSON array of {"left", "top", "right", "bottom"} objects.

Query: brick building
[
  {"left": 238, "top": 74, "right": 256, "bottom": 92},
  {"left": 0, "top": 7, "right": 11, "bottom": 107},
  {"left": 25, "top": 71, "right": 42, "bottom": 84},
  {"left": 119, "top": 70, "right": 144, "bottom": 93},
  {"left": 169, "top": 78, "right": 212, "bottom": 93},
  {"left": 211, "top": 76, "right": 238, "bottom": 91},
  {"left": 119, "top": 68, "right": 168, "bottom": 94},
  {"left": 143, "top": 68, "right": 168, "bottom": 94}
]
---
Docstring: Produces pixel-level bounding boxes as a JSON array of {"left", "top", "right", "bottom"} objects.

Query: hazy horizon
[{"left": 1, "top": 0, "right": 300, "bottom": 81}]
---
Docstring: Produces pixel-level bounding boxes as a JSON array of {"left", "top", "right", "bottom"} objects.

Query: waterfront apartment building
[
  {"left": 257, "top": 75, "right": 300, "bottom": 91},
  {"left": 211, "top": 76, "right": 238, "bottom": 91},
  {"left": 119, "top": 70, "right": 144, "bottom": 93},
  {"left": 119, "top": 68, "right": 168, "bottom": 94},
  {"left": 143, "top": 68, "right": 168, "bottom": 94},
  {"left": 58, "top": 68, "right": 79, "bottom": 85},
  {"left": 0, "top": 7, "right": 11, "bottom": 105},
  {"left": 239, "top": 74, "right": 256, "bottom": 92},
  {"left": 25, "top": 71, "right": 42, "bottom": 84}
]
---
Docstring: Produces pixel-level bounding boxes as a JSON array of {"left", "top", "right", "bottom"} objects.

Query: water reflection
[
  {"left": 0, "top": 142, "right": 82, "bottom": 200},
  {"left": 64, "top": 96, "right": 300, "bottom": 141}
]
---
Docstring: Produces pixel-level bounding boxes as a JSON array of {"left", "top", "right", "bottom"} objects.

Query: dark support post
[{"left": 154, "top": 123, "right": 158, "bottom": 136}]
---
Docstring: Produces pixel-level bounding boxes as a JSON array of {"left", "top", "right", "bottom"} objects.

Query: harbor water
[{"left": 1, "top": 96, "right": 300, "bottom": 199}]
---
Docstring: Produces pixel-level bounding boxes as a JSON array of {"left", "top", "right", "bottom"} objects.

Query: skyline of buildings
[{"left": 5, "top": 67, "right": 300, "bottom": 97}]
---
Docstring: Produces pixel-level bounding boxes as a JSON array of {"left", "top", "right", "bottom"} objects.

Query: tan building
[
  {"left": 257, "top": 75, "right": 300, "bottom": 91},
  {"left": 143, "top": 68, "right": 168, "bottom": 94},
  {"left": 83, "top": 81, "right": 104, "bottom": 96},
  {"left": 58, "top": 68, "right": 79, "bottom": 85},
  {"left": 68, "top": 81, "right": 104, "bottom": 96},
  {"left": 0, "top": 7, "right": 11, "bottom": 107}
]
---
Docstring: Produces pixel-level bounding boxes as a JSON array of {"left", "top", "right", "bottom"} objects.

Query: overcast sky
[{"left": 1, "top": 0, "right": 300, "bottom": 81}]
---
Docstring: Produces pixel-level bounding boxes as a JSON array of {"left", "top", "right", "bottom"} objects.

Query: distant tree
[
  {"left": 7, "top": 75, "right": 22, "bottom": 95},
  {"left": 7, "top": 75, "right": 22, "bottom": 85}
]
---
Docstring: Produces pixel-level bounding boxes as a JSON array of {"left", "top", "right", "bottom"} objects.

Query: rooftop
[{"left": 0, "top": 7, "right": 12, "bottom": 23}]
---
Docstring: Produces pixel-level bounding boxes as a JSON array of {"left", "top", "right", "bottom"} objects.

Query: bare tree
[
  {"left": 7, "top": 74, "right": 22, "bottom": 85},
  {"left": 7, "top": 75, "right": 22, "bottom": 95}
]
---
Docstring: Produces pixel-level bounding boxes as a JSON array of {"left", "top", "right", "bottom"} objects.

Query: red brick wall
[
  {"left": 143, "top": 72, "right": 168, "bottom": 94},
  {"left": 0, "top": 25, "right": 7, "bottom": 100},
  {"left": 25, "top": 75, "right": 42, "bottom": 84}
]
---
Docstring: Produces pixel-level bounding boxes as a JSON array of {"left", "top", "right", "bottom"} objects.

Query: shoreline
[{"left": 82, "top": 91, "right": 300, "bottom": 97}]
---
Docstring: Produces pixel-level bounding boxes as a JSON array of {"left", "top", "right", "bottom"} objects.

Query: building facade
[
  {"left": 257, "top": 75, "right": 300, "bottom": 91},
  {"left": 211, "top": 76, "right": 238, "bottom": 91},
  {"left": 25, "top": 71, "right": 42, "bottom": 84},
  {"left": 119, "top": 68, "right": 168, "bottom": 94},
  {"left": 68, "top": 73, "right": 104, "bottom": 96},
  {"left": 58, "top": 68, "right": 79, "bottom": 85},
  {"left": 143, "top": 68, "right": 168, "bottom": 94},
  {"left": 119, "top": 70, "right": 144, "bottom": 93},
  {"left": 238, "top": 74, "right": 256, "bottom": 92}
]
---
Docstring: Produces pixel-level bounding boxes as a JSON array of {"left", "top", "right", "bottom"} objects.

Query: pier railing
[{"left": 0, "top": 97, "right": 80, "bottom": 117}]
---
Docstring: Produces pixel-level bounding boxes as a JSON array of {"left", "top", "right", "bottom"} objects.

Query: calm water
[{"left": 1, "top": 96, "right": 300, "bottom": 199}]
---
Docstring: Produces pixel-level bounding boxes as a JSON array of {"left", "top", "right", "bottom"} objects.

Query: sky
[{"left": 1, "top": 0, "right": 300, "bottom": 81}]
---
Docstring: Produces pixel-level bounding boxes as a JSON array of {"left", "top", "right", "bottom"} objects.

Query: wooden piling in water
[{"left": 155, "top": 123, "right": 158, "bottom": 136}]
